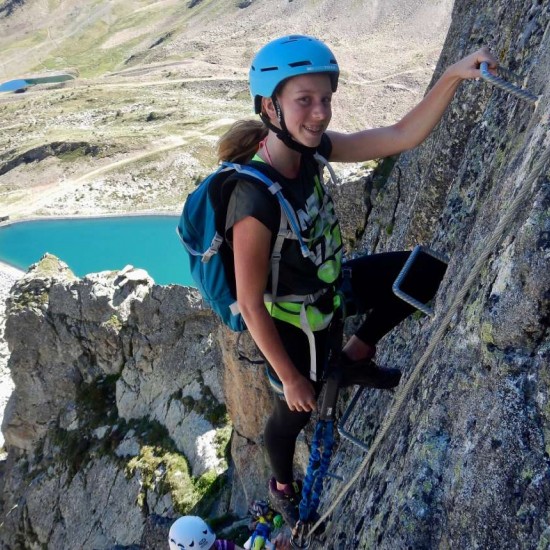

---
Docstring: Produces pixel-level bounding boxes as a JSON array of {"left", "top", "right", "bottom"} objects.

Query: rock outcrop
[
  {"left": 0, "top": 256, "right": 262, "bottom": 548},
  {"left": 320, "top": 1, "right": 550, "bottom": 548}
]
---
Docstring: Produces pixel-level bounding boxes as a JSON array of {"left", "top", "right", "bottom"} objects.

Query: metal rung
[
  {"left": 392, "top": 245, "right": 448, "bottom": 318},
  {"left": 480, "top": 62, "right": 539, "bottom": 104},
  {"left": 337, "top": 387, "right": 370, "bottom": 452}
]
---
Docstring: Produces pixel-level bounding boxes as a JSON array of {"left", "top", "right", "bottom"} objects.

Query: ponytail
[{"left": 217, "top": 119, "right": 268, "bottom": 164}]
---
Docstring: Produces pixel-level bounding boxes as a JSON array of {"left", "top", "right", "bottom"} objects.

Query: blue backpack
[{"left": 177, "top": 161, "right": 311, "bottom": 331}]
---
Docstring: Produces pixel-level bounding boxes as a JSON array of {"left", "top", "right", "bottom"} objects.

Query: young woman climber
[{"left": 218, "top": 35, "right": 497, "bottom": 526}]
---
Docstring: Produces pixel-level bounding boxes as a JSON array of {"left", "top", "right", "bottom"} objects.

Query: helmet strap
[{"left": 259, "top": 98, "right": 318, "bottom": 156}]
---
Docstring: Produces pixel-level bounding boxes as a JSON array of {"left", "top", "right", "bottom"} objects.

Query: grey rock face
[
  {"left": 319, "top": 1, "right": 550, "bottom": 549},
  {"left": 0, "top": 255, "right": 236, "bottom": 548}
]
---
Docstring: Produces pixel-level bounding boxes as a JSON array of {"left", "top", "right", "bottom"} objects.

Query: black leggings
[{"left": 264, "top": 250, "right": 447, "bottom": 483}]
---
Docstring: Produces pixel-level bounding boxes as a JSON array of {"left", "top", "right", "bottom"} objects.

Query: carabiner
[{"left": 290, "top": 521, "right": 312, "bottom": 549}]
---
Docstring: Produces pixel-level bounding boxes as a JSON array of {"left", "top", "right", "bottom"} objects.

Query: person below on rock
[
  {"left": 218, "top": 35, "right": 497, "bottom": 526},
  {"left": 168, "top": 515, "right": 290, "bottom": 550},
  {"left": 169, "top": 515, "right": 239, "bottom": 550}
]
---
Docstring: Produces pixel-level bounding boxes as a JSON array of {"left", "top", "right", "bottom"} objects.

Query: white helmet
[{"left": 168, "top": 516, "right": 216, "bottom": 550}]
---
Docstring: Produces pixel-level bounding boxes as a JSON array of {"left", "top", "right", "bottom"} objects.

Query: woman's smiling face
[{"left": 276, "top": 73, "right": 333, "bottom": 147}]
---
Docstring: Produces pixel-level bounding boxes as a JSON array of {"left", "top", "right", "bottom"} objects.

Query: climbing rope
[
  {"left": 291, "top": 303, "right": 345, "bottom": 548},
  {"left": 305, "top": 72, "right": 547, "bottom": 539},
  {"left": 480, "top": 62, "right": 539, "bottom": 104}
]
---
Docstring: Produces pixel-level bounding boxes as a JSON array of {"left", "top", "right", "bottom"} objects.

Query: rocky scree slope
[{"left": 0, "top": 0, "right": 452, "bottom": 220}]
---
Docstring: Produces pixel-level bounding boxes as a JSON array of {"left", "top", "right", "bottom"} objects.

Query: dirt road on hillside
[{"left": 2, "top": 117, "right": 235, "bottom": 219}]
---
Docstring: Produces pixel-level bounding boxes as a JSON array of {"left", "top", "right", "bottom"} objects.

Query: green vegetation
[
  {"left": 10, "top": 0, "right": 246, "bottom": 78},
  {"left": 42, "top": 35, "right": 144, "bottom": 78},
  {"left": 11, "top": 288, "right": 49, "bottom": 312},
  {"left": 102, "top": 314, "right": 123, "bottom": 331},
  {"left": 34, "top": 0, "right": 175, "bottom": 78},
  {"left": 127, "top": 445, "right": 198, "bottom": 513},
  {"left": 52, "top": 427, "right": 93, "bottom": 478},
  {"left": 362, "top": 159, "right": 380, "bottom": 171},
  {"left": 126, "top": 439, "right": 229, "bottom": 515},
  {"left": 1, "top": 28, "right": 49, "bottom": 55},
  {"left": 179, "top": 383, "right": 230, "bottom": 428},
  {"left": 48, "top": 368, "right": 232, "bottom": 516},
  {"left": 537, "top": 529, "right": 550, "bottom": 550},
  {"left": 411, "top": 307, "right": 429, "bottom": 321},
  {"left": 214, "top": 424, "right": 232, "bottom": 461},
  {"left": 372, "top": 155, "right": 399, "bottom": 191},
  {"left": 34, "top": 254, "right": 73, "bottom": 276},
  {"left": 480, "top": 322, "right": 495, "bottom": 344},
  {"left": 58, "top": 145, "right": 92, "bottom": 162},
  {"left": 76, "top": 374, "right": 120, "bottom": 428}
]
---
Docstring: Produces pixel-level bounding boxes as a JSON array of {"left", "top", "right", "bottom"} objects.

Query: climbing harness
[
  {"left": 297, "top": 61, "right": 545, "bottom": 541},
  {"left": 480, "top": 62, "right": 539, "bottom": 104}
]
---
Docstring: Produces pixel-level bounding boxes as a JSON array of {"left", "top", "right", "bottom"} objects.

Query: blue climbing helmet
[{"left": 249, "top": 35, "right": 340, "bottom": 114}]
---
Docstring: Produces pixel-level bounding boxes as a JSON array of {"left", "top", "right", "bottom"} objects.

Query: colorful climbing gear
[
  {"left": 249, "top": 520, "right": 272, "bottom": 550},
  {"left": 248, "top": 500, "right": 283, "bottom": 550}
]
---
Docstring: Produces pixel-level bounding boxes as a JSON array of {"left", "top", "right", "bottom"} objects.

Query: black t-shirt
[{"left": 225, "top": 134, "right": 342, "bottom": 298}]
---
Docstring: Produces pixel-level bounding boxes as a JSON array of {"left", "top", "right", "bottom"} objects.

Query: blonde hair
[{"left": 217, "top": 119, "right": 268, "bottom": 164}]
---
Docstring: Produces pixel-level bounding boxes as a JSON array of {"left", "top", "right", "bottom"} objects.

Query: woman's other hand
[{"left": 282, "top": 373, "right": 317, "bottom": 412}]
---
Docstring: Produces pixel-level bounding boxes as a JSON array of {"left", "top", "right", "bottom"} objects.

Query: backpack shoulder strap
[
  {"left": 230, "top": 163, "right": 312, "bottom": 259},
  {"left": 218, "top": 161, "right": 317, "bottom": 305}
]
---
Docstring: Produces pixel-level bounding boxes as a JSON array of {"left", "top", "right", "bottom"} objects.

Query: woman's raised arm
[{"left": 328, "top": 47, "right": 498, "bottom": 162}]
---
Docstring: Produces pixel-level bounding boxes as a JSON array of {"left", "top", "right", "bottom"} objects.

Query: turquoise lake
[{"left": 0, "top": 216, "right": 193, "bottom": 286}]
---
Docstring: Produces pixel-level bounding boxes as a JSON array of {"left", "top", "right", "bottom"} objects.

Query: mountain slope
[{"left": 0, "top": 0, "right": 452, "bottom": 221}]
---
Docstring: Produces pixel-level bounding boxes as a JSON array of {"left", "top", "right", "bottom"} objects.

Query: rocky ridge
[{"left": 0, "top": 256, "right": 242, "bottom": 547}]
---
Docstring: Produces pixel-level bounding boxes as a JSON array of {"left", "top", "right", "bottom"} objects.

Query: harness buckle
[{"left": 319, "top": 370, "right": 341, "bottom": 422}]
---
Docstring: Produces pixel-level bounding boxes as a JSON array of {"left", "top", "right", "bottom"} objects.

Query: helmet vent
[
  {"left": 288, "top": 61, "right": 312, "bottom": 68},
  {"left": 260, "top": 66, "right": 279, "bottom": 72}
]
